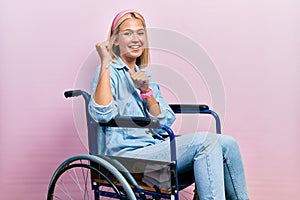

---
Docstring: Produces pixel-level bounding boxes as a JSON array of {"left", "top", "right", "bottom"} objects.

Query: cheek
[
  {"left": 118, "top": 42, "right": 131, "bottom": 54},
  {"left": 117, "top": 41, "right": 127, "bottom": 52},
  {"left": 118, "top": 37, "right": 131, "bottom": 46},
  {"left": 140, "top": 37, "right": 147, "bottom": 46}
]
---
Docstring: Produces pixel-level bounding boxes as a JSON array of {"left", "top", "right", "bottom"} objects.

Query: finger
[
  {"left": 138, "top": 73, "right": 148, "bottom": 83},
  {"left": 131, "top": 72, "right": 142, "bottom": 80},
  {"left": 136, "top": 77, "right": 148, "bottom": 86},
  {"left": 129, "top": 68, "right": 135, "bottom": 76},
  {"left": 103, "top": 41, "right": 110, "bottom": 51},
  {"left": 131, "top": 72, "right": 145, "bottom": 80},
  {"left": 95, "top": 42, "right": 102, "bottom": 50},
  {"left": 139, "top": 75, "right": 148, "bottom": 85},
  {"left": 95, "top": 41, "right": 108, "bottom": 49}
]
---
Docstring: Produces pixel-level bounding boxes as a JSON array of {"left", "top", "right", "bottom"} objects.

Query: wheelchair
[{"left": 47, "top": 89, "right": 222, "bottom": 200}]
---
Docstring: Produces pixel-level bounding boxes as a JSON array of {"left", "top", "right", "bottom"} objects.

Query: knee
[{"left": 219, "top": 135, "right": 239, "bottom": 149}]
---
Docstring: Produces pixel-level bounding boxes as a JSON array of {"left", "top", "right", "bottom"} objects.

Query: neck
[{"left": 120, "top": 56, "right": 136, "bottom": 69}]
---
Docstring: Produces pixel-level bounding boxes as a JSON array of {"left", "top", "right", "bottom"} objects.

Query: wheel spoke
[
  {"left": 48, "top": 162, "right": 126, "bottom": 200},
  {"left": 81, "top": 166, "right": 90, "bottom": 200},
  {"left": 57, "top": 178, "right": 73, "bottom": 199}
]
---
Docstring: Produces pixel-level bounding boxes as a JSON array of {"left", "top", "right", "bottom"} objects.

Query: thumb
[{"left": 129, "top": 68, "right": 135, "bottom": 76}]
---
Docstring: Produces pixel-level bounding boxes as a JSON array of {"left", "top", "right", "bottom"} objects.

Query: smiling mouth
[{"left": 128, "top": 45, "right": 142, "bottom": 49}]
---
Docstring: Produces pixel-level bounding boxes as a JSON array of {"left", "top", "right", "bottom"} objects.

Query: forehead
[{"left": 119, "top": 18, "right": 144, "bottom": 31}]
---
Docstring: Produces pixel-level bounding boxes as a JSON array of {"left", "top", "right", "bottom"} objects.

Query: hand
[
  {"left": 95, "top": 41, "right": 112, "bottom": 66},
  {"left": 129, "top": 70, "right": 149, "bottom": 93}
]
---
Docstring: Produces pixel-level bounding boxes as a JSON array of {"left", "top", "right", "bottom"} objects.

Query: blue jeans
[{"left": 120, "top": 132, "right": 249, "bottom": 200}]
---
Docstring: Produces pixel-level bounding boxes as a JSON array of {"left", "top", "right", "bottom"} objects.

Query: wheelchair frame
[{"left": 47, "top": 90, "right": 221, "bottom": 200}]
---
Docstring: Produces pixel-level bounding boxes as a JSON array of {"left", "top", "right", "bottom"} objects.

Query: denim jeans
[{"left": 120, "top": 132, "right": 249, "bottom": 200}]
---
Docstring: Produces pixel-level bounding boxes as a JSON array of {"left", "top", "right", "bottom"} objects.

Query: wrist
[
  {"left": 140, "top": 87, "right": 151, "bottom": 93},
  {"left": 140, "top": 88, "right": 153, "bottom": 99},
  {"left": 101, "top": 60, "right": 111, "bottom": 69}
]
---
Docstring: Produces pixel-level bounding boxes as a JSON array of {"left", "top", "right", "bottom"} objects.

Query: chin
[
  {"left": 121, "top": 48, "right": 144, "bottom": 60},
  {"left": 128, "top": 51, "right": 143, "bottom": 58}
]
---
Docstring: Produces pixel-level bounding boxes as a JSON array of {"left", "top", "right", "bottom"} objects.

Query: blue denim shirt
[{"left": 89, "top": 57, "right": 176, "bottom": 155}]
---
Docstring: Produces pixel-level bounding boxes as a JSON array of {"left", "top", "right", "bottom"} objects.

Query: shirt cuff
[
  {"left": 89, "top": 97, "right": 116, "bottom": 122},
  {"left": 147, "top": 106, "right": 166, "bottom": 120}
]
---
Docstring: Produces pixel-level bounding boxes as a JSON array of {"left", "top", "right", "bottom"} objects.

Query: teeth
[{"left": 129, "top": 45, "right": 140, "bottom": 49}]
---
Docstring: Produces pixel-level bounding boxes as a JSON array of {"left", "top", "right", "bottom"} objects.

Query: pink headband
[{"left": 111, "top": 9, "right": 145, "bottom": 34}]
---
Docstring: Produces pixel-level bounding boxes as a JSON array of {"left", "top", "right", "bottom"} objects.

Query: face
[{"left": 115, "top": 18, "right": 146, "bottom": 63}]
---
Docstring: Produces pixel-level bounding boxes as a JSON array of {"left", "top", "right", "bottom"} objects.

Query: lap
[
  {"left": 120, "top": 132, "right": 221, "bottom": 166},
  {"left": 119, "top": 132, "right": 233, "bottom": 188}
]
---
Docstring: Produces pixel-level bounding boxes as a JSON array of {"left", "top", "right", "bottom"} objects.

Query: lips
[{"left": 128, "top": 45, "right": 142, "bottom": 49}]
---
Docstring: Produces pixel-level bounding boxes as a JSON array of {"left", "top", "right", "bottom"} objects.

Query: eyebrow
[{"left": 120, "top": 28, "right": 145, "bottom": 32}]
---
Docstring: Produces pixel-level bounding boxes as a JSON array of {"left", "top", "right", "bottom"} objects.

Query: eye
[
  {"left": 122, "top": 31, "right": 132, "bottom": 36},
  {"left": 137, "top": 31, "right": 145, "bottom": 36}
]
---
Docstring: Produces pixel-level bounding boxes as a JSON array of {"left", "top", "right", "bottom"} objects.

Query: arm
[
  {"left": 149, "top": 83, "right": 176, "bottom": 128},
  {"left": 143, "top": 88, "right": 161, "bottom": 116},
  {"left": 89, "top": 41, "right": 118, "bottom": 123},
  {"left": 93, "top": 41, "right": 113, "bottom": 106},
  {"left": 134, "top": 70, "right": 176, "bottom": 128}
]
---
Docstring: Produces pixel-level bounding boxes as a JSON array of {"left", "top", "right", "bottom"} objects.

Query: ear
[{"left": 114, "top": 39, "right": 119, "bottom": 46}]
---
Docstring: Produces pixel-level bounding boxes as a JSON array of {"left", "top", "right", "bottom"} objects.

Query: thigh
[
  {"left": 122, "top": 132, "right": 217, "bottom": 171},
  {"left": 175, "top": 132, "right": 221, "bottom": 171},
  {"left": 121, "top": 132, "right": 220, "bottom": 189}
]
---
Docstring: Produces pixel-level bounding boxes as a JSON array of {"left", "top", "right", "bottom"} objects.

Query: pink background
[{"left": 1, "top": 0, "right": 299, "bottom": 199}]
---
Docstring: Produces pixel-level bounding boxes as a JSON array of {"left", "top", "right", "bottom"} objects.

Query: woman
[{"left": 89, "top": 9, "right": 249, "bottom": 200}]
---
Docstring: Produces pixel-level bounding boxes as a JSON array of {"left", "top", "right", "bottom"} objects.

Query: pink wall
[{"left": 1, "top": 0, "right": 299, "bottom": 199}]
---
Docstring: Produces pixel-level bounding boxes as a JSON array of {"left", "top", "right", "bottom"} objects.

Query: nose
[{"left": 131, "top": 33, "right": 139, "bottom": 42}]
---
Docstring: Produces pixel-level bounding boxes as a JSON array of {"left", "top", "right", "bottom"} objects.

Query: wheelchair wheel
[{"left": 47, "top": 154, "right": 136, "bottom": 200}]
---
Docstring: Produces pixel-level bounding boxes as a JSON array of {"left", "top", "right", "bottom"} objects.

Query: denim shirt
[{"left": 89, "top": 57, "right": 176, "bottom": 156}]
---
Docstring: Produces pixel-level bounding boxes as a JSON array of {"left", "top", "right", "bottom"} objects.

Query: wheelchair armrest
[
  {"left": 169, "top": 104, "right": 222, "bottom": 134},
  {"left": 100, "top": 117, "right": 177, "bottom": 161},
  {"left": 99, "top": 116, "right": 162, "bottom": 129},
  {"left": 169, "top": 104, "right": 209, "bottom": 113}
]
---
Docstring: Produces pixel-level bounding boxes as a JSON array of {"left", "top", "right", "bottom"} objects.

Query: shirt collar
[{"left": 114, "top": 57, "right": 139, "bottom": 72}]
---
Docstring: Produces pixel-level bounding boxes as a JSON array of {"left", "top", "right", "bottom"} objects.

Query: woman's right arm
[
  {"left": 93, "top": 41, "right": 113, "bottom": 106},
  {"left": 89, "top": 41, "right": 118, "bottom": 123}
]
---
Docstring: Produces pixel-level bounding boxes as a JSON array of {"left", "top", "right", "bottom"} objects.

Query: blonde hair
[{"left": 108, "top": 12, "right": 150, "bottom": 68}]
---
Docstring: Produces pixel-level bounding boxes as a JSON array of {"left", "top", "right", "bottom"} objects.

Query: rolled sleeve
[
  {"left": 147, "top": 105, "right": 175, "bottom": 126},
  {"left": 88, "top": 97, "right": 118, "bottom": 123}
]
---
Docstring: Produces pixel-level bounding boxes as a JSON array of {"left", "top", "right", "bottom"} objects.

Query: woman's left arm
[
  {"left": 130, "top": 69, "right": 175, "bottom": 127},
  {"left": 143, "top": 71, "right": 175, "bottom": 127},
  {"left": 147, "top": 83, "right": 176, "bottom": 127},
  {"left": 143, "top": 87, "right": 161, "bottom": 116}
]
